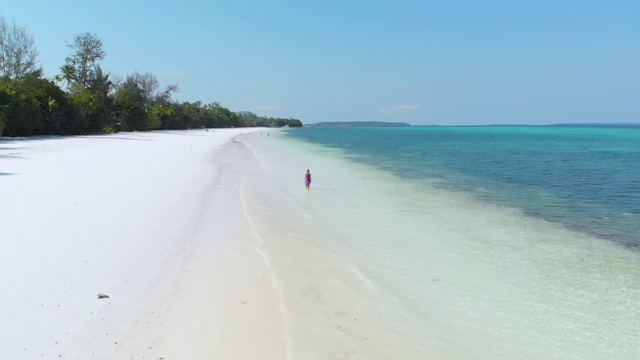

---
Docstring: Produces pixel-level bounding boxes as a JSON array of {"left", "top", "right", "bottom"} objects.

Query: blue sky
[{"left": 1, "top": 0, "right": 638, "bottom": 125}]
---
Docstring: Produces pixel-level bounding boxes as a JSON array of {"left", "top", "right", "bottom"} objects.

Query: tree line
[{"left": 0, "top": 17, "right": 302, "bottom": 137}]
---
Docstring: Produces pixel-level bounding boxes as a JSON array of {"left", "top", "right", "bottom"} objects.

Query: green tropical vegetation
[{"left": 0, "top": 17, "right": 302, "bottom": 137}]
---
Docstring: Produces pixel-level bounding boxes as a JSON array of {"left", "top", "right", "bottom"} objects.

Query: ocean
[
  {"left": 288, "top": 126, "right": 640, "bottom": 248},
  {"left": 239, "top": 126, "right": 640, "bottom": 359}
]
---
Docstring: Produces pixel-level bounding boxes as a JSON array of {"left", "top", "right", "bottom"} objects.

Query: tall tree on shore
[
  {"left": 87, "top": 66, "right": 113, "bottom": 102},
  {"left": 61, "top": 32, "right": 105, "bottom": 89},
  {"left": 72, "top": 65, "right": 114, "bottom": 132},
  {"left": 59, "top": 33, "right": 115, "bottom": 131},
  {"left": 237, "top": 111, "right": 259, "bottom": 127},
  {"left": 57, "top": 64, "right": 76, "bottom": 88},
  {"left": 155, "top": 83, "right": 179, "bottom": 104},
  {"left": 0, "top": 107, "right": 6, "bottom": 136},
  {"left": 130, "top": 72, "right": 159, "bottom": 104},
  {"left": 113, "top": 76, "right": 147, "bottom": 131},
  {"left": 129, "top": 71, "right": 179, "bottom": 105},
  {"left": 0, "top": 17, "right": 41, "bottom": 79}
]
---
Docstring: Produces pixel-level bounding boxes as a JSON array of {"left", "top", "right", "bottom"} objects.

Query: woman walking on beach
[{"left": 305, "top": 169, "right": 312, "bottom": 189}]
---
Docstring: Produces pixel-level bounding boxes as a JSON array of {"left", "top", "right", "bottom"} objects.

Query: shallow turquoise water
[
  {"left": 242, "top": 129, "right": 640, "bottom": 359},
  {"left": 287, "top": 126, "right": 640, "bottom": 248}
]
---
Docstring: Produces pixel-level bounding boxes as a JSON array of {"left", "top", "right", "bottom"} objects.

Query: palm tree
[{"left": 58, "top": 63, "right": 76, "bottom": 89}]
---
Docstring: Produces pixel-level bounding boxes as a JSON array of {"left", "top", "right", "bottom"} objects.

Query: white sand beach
[
  {"left": 0, "top": 129, "right": 287, "bottom": 360},
  {"left": 4, "top": 129, "right": 639, "bottom": 360}
]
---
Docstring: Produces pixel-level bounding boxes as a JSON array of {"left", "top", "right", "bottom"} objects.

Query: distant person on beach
[{"left": 305, "top": 169, "right": 312, "bottom": 189}]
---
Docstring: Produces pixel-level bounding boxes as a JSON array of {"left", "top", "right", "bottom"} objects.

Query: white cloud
[{"left": 381, "top": 104, "right": 422, "bottom": 113}]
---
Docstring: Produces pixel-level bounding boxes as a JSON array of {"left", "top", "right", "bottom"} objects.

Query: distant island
[{"left": 305, "top": 121, "right": 411, "bottom": 128}]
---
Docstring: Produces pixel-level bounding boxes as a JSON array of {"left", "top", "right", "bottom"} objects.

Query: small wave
[{"left": 351, "top": 266, "right": 378, "bottom": 289}]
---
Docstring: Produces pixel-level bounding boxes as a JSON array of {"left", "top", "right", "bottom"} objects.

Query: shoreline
[{"left": 238, "top": 130, "right": 640, "bottom": 359}]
